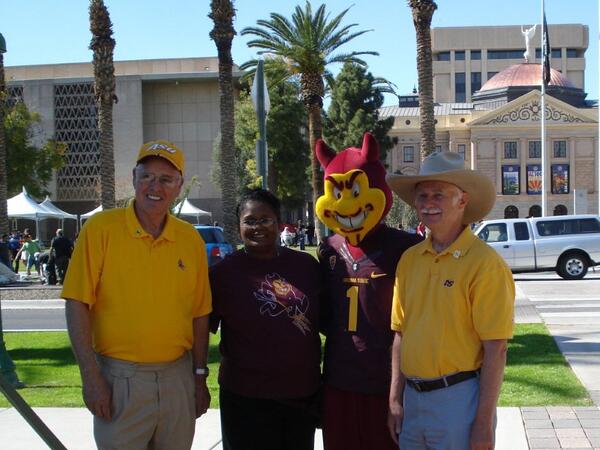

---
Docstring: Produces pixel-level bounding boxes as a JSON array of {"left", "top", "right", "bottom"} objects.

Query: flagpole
[{"left": 540, "top": 0, "right": 547, "bottom": 217}]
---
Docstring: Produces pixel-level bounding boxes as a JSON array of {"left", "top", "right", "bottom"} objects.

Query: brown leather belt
[{"left": 406, "top": 370, "right": 480, "bottom": 393}]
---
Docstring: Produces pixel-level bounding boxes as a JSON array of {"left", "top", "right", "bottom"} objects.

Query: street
[{"left": 2, "top": 269, "right": 600, "bottom": 333}]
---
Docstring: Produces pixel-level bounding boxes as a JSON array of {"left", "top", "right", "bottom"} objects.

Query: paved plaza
[{"left": 1, "top": 270, "right": 600, "bottom": 449}]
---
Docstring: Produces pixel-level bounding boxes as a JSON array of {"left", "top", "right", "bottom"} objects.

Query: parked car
[
  {"left": 473, "top": 215, "right": 600, "bottom": 280},
  {"left": 194, "top": 225, "right": 234, "bottom": 266}
]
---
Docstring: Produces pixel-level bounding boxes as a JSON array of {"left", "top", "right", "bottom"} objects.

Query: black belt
[{"left": 406, "top": 370, "right": 480, "bottom": 393}]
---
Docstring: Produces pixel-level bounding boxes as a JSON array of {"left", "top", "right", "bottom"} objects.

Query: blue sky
[{"left": 1, "top": 0, "right": 598, "bottom": 104}]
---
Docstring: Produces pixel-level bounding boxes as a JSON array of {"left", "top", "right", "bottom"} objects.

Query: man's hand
[
  {"left": 194, "top": 378, "right": 211, "bottom": 418},
  {"left": 82, "top": 371, "right": 112, "bottom": 421},
  {"left": 470, "top": 417, "right": 494, "bottom": 450},
  {"left": 387, "top": 401, "right": 403, "bottom": 444}
]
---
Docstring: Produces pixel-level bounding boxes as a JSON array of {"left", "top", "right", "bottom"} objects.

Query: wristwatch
[{"left": 194, "top": 367, "right": 210, "bottom": 376}]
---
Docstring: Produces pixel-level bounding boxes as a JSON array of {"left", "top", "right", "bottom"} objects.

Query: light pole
[
  {"left": 250, "top": 59, "right": 270, "bottom": 189},
  {"left": 0, "top": 32, "right": 22, "bottom": 388}
]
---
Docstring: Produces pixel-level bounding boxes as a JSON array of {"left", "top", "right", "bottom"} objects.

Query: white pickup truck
[{"left": 473, "top": 214, "right": 600, "bottom": 280}]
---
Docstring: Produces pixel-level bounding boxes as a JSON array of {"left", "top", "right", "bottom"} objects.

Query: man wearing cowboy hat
[{"left": 386, "top": 151, "right": 514, "bottom": 450}]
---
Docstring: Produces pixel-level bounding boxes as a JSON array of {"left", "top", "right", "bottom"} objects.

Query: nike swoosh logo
[{"left": 370, "top": 272, "right": 387, "bottom": 279}]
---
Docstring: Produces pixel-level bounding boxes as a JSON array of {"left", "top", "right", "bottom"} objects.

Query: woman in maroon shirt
[{"left": 210, "top": 188, "right": 322, "bottom": 450}]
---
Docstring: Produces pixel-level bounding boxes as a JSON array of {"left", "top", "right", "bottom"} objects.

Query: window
[
  {"left": 535, "top": 48, "right": 562, "bottom": 59},
  {"left": 437, "top": 52, "right": 450, "bottom": 61},
  {"left": 553, "top": 140, "right": 567, "bottom": 158},
  {"left": 471, "top": 72, "right": 481, "bottom": 94},
  {"left": 553, "top": 204, "right": 568, "bottom": 216},
  {"left": 455, "top": 51, "right": 465, "bottom": 61},
  {"left": 470, "top": 50, "right": 481, "bottom": 60},
  {"left": 528, "top": 205, "right": 541, "bottom": 217},
  {"left": 488, "top": 50, "right": 525, "bottom": 59},
  {"left": 457, "top": 144, "right": 466, "bottom": 160},
  {"left": 566, "top": 49, "right": 577, "bottom": 58},
  {"left": 536, "top": 217, "right": 600, "bottom": 236},
  {"left": 435, "top": 145, "right": 442, "bottom": 153},
  {"left": 514, "top": 222, "right": 530, "bottom": 240},
  {"left": 455, "top": 72, "right": 466, "bottom": 102},
  {"left": 477, "top": 223, "right": 508, "bottom": 243},
  {"left": 504, "top": 205, "right": 519, "bottom": 218},
  {"left": 487, "top": 71, "right": 498, "bottom": 80},
  {"left": 528, "top": 141, "right": 541, "bottom": 158},
  {"left": 579, "top": 219, "right": 600, "bottom": 233},
  {"left": 403, "top": 146, "right": 415, "bottom": 163},
  {"left": 504, "top": 141, "right": 518, "bottom": 159}
]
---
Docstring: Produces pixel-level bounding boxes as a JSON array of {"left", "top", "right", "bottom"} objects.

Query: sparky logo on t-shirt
[{"left": 253, "top": 273, "right": 311, "bottom": 335}]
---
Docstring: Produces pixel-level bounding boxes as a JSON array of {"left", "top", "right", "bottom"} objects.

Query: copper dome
[{"left": 480, "top": 64, "right": 575, "bottom": 91}]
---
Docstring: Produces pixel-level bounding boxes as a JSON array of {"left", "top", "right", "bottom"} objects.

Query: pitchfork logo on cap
[
  {"left": 443, "top": 279, "right": 454, "bottom": 287},
  {"left": 147, "top": 143, "right": 177, "bottom": 154}
]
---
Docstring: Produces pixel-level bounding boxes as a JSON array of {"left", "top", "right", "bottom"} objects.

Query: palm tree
[
  {"left": 0, "top": 34, "right": 9, "bottom": 235},
  {"left": 241, "top": 1, "right": 377, "bottom": 242},
  {"left": 408, "top": 0, "right": 437, "bottom": 158},
  {"left": 89, "top": 0, "right": 117, "bottom": 209},
  {"left": 209, "top": 0, "right": 238, "bottom": 244}
]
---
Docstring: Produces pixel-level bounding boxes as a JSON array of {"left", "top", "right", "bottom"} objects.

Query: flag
[{"left": 542, "top": 12, "right": 551, "bottom": 87}]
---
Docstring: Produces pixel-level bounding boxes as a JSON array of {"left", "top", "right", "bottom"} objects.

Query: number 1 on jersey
[{"left": 346, "top": 286, "right": 359, "bottom": 332}]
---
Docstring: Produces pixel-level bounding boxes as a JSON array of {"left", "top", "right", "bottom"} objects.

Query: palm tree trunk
[
  {"left": 98, "top": 98, "right": 115, "bottom": 209},
  {"left": 0, "top": 53, "right": 9, "bottom": 234},
  {"left": 90, "top": 0, "right": 117, "bottom": 209},
  {"left": 409, "top": 0, "right": 437, "bottom": 159},
  {"left": 307, "top": 104, "right": 324, "bottom": 243},
  {"left": 210, "top": 0, "right": 238, "bottom": 245}
]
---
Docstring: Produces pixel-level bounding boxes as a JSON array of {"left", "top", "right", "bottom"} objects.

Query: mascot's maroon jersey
[{"left": 319, "top": 225, "right": 421, "bottom": 394}]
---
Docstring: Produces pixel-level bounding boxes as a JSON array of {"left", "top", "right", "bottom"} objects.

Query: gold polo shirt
[
  {"left": 391, "top": 226, "right": 514, "bottom": 379},
  {"left": 62, "top": 201, "right": 212, "bottom": 363}
]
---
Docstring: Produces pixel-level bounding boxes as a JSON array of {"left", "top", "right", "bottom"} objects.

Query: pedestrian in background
[{"left": 50, "top": 228, "right": 73, "bottom": 285}]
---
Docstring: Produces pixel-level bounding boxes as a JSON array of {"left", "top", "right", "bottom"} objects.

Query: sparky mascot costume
[{"left": 316, "top": 133, "right": 421, "bottom": 450}]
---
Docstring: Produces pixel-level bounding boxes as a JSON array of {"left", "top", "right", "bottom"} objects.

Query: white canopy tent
[
  {"left": 172, "top": 199, "right": 212, "bottom": 224},
  {"left": 79, "top": 205, "right": 103, "bottom": 227},
  {"left": 39, "top": 196, "right": 77, "bottom": 221},
  {"left": 39, "top": 196, "right": 79, "bottom": 234},
  {"left": 7, "top": 187, "right": 62, "bottom": 238}
]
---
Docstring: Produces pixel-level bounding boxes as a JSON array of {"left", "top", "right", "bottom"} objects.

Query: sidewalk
[{"left": 0, "top": 406, "right": 531, "bottom": 450}]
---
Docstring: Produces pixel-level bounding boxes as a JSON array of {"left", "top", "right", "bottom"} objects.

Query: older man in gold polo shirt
[
  {"left": 386, "top": 152, "right": 514, "bottom": 450},
  {"left": 63, "top": 140, "right": 212, "bottom": 450}
]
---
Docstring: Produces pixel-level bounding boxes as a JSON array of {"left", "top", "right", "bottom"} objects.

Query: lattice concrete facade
[{"left": 5, "top": 57, "right": 239, "bottom": 220}]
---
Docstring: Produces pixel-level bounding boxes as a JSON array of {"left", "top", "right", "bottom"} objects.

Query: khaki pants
[{"left": 94, "top": 352, "right": 196, "bottom": 450}]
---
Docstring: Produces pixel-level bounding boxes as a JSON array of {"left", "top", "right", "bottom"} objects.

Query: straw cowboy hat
[{"left": 386, "top": 151, "right": 496, "bottom": 224}]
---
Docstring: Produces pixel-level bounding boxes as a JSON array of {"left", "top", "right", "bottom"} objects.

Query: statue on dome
[{"left": 521, "top": 24, "right": 537, "bottom": 63}]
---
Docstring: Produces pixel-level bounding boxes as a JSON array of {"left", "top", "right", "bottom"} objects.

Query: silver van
[{"left": 473, "top": 215, "right": 600, "bottom": 279}]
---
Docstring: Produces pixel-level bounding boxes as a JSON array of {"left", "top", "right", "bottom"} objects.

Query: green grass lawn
[{"left": 0, "top": 323, "right": 592, "bottom": 408}]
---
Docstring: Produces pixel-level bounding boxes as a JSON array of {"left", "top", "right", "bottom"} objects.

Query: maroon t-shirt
[
  {"left": 319, "top": 225, "right": 421, "bottom": 394},
  {"left": 210, "top": 247, "right": 322, "bottom": 399}
]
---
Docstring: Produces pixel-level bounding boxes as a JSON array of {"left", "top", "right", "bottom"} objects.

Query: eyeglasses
[
  {"left": 242, "top": 217, "right": 276, "bottom": 227},
  {"left": 137, "top": 172, "right": 181, "bottom": 188}
]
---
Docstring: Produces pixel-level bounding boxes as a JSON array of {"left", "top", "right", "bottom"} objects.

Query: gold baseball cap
[{"left": 136, "top": 140, "right": 185, "bottom": 173}]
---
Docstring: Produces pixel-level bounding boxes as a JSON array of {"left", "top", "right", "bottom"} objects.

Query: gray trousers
[{"left": 399, "top": 377, "right": 495, "bottom": 450}]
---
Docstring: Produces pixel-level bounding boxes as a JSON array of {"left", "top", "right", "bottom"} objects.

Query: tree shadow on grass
[
  {"left": 8, "top": 346, "right": 76, "bottom": 367},
  {"left": 508, "top": 333, "right": 570, "bottom": 366}
]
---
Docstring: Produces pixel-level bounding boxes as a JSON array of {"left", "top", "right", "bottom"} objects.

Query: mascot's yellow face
[{"left": 316, "top": 169, "right": 386, "bottom": 246}]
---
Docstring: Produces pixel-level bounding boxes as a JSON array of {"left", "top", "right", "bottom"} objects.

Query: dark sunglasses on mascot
[{"left": 242, "top": 218, "right": 276, "bottom": 227}]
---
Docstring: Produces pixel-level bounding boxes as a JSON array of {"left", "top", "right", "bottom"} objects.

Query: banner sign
[
  {"left": 502, "top": 165, "right": 520, "bottom": 195},
  {"left": 527, "top": 164, "right": 542, "bottom": 195}
]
